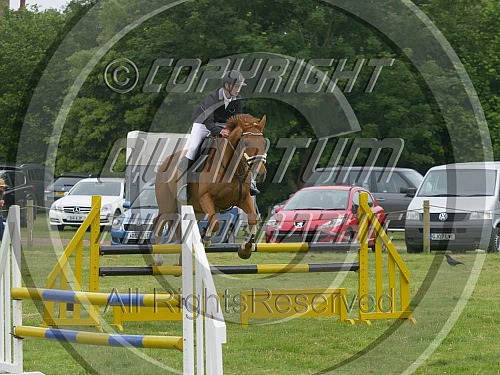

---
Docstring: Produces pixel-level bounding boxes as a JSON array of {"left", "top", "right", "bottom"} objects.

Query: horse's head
[{"left": 227, "top": 114, "right": 268, "bottom": 183}]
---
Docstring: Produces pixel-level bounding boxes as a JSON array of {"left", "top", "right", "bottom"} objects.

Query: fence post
[
  {"left": 423, "top": 200, "right": 430, "bottom": 253},
  {"left": 27, "top": 199, "right": 34, "bottom": 252}
]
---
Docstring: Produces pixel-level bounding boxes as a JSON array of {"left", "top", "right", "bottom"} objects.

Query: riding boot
[
  {"left": 250, "top": 173, "right": 260, "bottom": 196},
  {"left": 177, "top": 156, "right": 193, "bottom": 203}
]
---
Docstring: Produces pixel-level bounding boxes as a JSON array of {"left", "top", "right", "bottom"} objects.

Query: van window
[
  {"left": 13, "top": 172, "right": 26, "bottom": 187},
  {"left": 418, "top": 169, "right": 497, "bottom": 197},
  {"left": 374, "top": 171, "right": 409, "bottom": 193},
  {"left": 33, "top": 169, "right": 44, "bottom": 181}
]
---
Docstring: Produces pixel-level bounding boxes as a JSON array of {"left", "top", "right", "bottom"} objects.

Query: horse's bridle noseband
[{"left": 241, "top": 131, "right": 267, "bottom": 167}]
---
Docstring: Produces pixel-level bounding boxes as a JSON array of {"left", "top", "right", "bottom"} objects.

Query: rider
[{"left": 177, "top": 70, "right": 260, "bottom": 202}]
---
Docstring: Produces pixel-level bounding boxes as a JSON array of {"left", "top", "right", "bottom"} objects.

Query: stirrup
[
  {"left": 250, "top": 178, "right": 260, "bottom": 195},
  {"left": 178, "top": 156, "right": 192, "bottom": 172},
  {"left": 250, "top": 186, "right": 260, "bottom": 196},
  {"left": 177, "top": 184, "right": 188, "bottom": 203}
]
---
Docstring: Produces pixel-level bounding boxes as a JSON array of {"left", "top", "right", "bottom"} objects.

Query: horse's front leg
[
  {"left": 237, "top": 195, "right": 259, "bottom": 259},
  {"left": 198, "top": 193, "right": 219, "bottom": 247}
]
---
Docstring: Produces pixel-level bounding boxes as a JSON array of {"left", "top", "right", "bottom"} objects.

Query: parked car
[
  {"left": 0, "top": 169, "right": 37, "bottom": 227},
  {"left": 299, "top": 166, "right": 423, "bottom": 229},
  {"left": 264, "top": 186, "right": 385, "bottom": 244},
  {"left": 49, "top": 177, "right": 125, "bottom": 230},
  {"left": 17, "top": 164, "right": 54, "bottom": 207},
  {"left": 405, "top": 162, "right": 500, "bottom": 253},
  {"left": 44, "top": 173, "right": 94, "bottom": 207},
  {"left": 111, "top": 184, "right": 244, "bottom": 245},
  {"left": 0, "top": 163, "right": 54, "bottom": 209}
]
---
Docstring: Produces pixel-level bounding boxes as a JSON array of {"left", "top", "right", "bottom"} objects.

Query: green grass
[{"left": 12, "top": 213, "right": 500, "bottom": 374}]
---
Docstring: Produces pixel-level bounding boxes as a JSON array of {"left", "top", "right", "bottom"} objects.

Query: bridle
[{"left": 241, "top": 131, "right": 267, "bottom": 167}]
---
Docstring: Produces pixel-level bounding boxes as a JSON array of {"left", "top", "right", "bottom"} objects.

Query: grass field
[{"left": 11, "top": 212, "right": 500, "bottom": 374}]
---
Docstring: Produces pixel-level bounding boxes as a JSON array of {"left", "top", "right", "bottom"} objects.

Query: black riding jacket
[{"left": 191, "top": 88, "right": 244, "bottom": 136}]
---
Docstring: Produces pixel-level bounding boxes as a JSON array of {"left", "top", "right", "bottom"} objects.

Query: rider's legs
[
  {"left": 178, "top": 123, "right": 209, "bottom": 202},
  {"left": 186, "top": 123, "right": 210, "bottom": 161}
]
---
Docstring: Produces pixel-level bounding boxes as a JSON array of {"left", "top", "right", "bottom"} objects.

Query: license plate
[
  {"left": 126, "top": 231, "right": 151, "bottom": 240},
  {"left": 68, "top": 215, "right": 85, "bottom": 221},
  {"left": 55, "top": 191, "right": 65, "bottom": 196},
  {"left": 431, "top": 233, "right": 455, "bottom": 240}
]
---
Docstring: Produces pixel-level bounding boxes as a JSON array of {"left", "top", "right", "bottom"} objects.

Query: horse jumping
[{"left": 153, "top": 114, "right": 268, "bottom": 260}]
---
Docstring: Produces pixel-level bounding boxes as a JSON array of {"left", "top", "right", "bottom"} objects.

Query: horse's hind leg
[
  {"left": 151, "top": 214, "right": 166, "bottom": 266},
  {"left": 152, "top": 212, "right": 184, "bottom": 266}
]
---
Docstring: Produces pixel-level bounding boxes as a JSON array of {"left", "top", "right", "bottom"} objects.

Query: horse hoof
[
  {"left": 203, "top": 238, "right": 212, "bottom": 248},
  {"left": 238, "top": 242, "right": 253, "bottom": 259}
]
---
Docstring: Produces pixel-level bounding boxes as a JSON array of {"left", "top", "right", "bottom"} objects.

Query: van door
[{"left": 373, "top": 171, "right": 413, "bottom": 229}]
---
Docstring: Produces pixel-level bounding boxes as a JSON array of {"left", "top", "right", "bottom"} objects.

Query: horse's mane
[{"left": 226, "top": 114, "right": 260, "bottom": 131}]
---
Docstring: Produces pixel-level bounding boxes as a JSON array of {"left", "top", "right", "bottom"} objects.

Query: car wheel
[
  {"left": 50, "top": 225, "right": 65, "bottom": 231},
  {"left": 406, "top": 242, "right": 422, "bottom": 253},
  {"left": 487, "top": 227, "right": 500, "bottom": 253},
  {"left": 344, "top": 230, "right": 354, "bottom": 243}
]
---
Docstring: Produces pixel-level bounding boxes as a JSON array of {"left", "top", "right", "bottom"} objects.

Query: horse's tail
[
  {"left": 152, "top": 214, "right": 163, "bottom": 244},
  {"left": 154, "top": 151, "right": 182, "bottom": 243}
]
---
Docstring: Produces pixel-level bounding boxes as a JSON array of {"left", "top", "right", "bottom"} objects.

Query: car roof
[
  {"left": 0, "top": 163, "right": 50, "bottom": 170},
  {"left": 56, "top": 173, "right": 93, "bottom": 178},
  {"left": 314, "top": 166, "right": 416, "bottom": 172},
  {"left": 76, "top": 177, "right": 125, "bottom": 183},
  {"left": 0, "top": 165, "right": 18, "bottom": 170},
  {"left": 428, "top": 162, "right": 500, "bottom": 171},
  {"left": 299, "top": 185, "right": 357, "bottom": 191},
  {"left": 0, "top": 169, "right": 25, "bottom": 174}
]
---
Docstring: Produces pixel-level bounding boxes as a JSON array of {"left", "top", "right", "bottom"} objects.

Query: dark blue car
[{"left": 110, "top": 186, "right": 245, "bottom": 245}]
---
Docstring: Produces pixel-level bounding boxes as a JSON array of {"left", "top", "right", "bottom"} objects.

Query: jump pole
[
  {"left": 99, "top": 262, "right": 360, "bottom": 276},
  {"left": 99, "top": 242, "right": 358, "bottom": 255},
  {"left": 11, "top": 288, "right": 181, "bottom": 308},
  {"left": 13, "top": 326, "right": 183, "bottom": 351}
]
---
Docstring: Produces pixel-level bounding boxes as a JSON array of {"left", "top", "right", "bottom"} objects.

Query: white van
[{"left": 405, "top": 162, "right": 500, "bottom": 253}]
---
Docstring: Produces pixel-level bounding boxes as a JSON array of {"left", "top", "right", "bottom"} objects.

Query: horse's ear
[{"left": 257, "top": 115, "right": 267, "bottom": 130}]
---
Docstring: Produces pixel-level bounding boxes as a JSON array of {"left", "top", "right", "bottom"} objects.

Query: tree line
[{"left": 1, "top": 0, "right": 498, "bottom": 208}]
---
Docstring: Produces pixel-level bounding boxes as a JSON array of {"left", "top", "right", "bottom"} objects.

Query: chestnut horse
[{"left": 153, "top": 114, "right": 267, "bottom": 260}]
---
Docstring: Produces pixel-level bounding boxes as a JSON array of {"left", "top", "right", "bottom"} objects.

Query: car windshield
[
  {"left": 52, "top": 177, "right": 83, "bottom": 187},
  {"left": 284, "top": 189, "right": 349, "bottom": 210},
  {"left": 305, "top": 169, "right": 371, "bottom": 189},
  {"left": 417, "top": 169, "right": 497, "bottom": 197},
  {"left": 70, "top": 181, "right": 122, "bottom": 196},
  {"left": 131, "top": 189, "right": 157, "bottom": 208}
]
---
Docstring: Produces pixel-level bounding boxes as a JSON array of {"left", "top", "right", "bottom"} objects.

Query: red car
[{"left": 264, "top": 186, "right": 385, "bottom": 244}]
